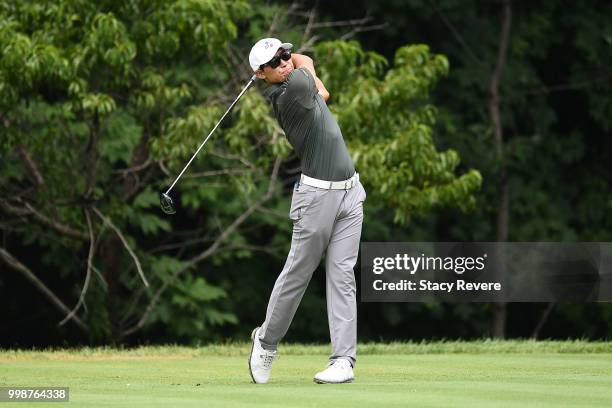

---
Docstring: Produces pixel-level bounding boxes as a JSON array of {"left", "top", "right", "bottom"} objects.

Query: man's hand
[{"left": 291, "top": 53, "right": 330, "bottom": 102}]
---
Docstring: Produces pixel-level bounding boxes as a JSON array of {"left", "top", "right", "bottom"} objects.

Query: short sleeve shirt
[{"left": 263, "top": 67, "right": 355, "bottom": 181}]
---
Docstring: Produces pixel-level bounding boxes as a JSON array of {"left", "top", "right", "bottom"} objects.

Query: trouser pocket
[
  {"left": 358, "top": 181, "right": 367, "bottom": 203},
  {"left": 289, "top": 183, "right": 320, "bottom": 221}
]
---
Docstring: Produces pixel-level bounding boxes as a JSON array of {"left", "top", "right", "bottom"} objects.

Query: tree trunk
[
  {"left": 101, "top": 235, "right": 122, "bottom": 343},
  {"left": 531, "top": 302, "right": 555, "bottom": 339},
  {"left": 0, "top": 248, "right": 89, "bottom": 332},
  {"left": 489, "top": 0, "right": 512, "bottom": 339}
]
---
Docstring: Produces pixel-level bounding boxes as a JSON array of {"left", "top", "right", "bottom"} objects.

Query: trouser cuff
[
  {"left": 259, "top": 337, "right": 278, "bottom": 351},
  {"left": 331, "top": 356, "right": 356, "bottom": 368}
]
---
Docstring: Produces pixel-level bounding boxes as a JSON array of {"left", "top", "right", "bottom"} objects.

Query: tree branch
[
  {"left": 85, "top": 113, "right": 100, "bottom": 197},
  {"left": 59, "top": 209, "right": 95, "bottom": 326},
  {"left": 223, "top": 242, "right": 285, "bottom": 259},
  {"left": 266, "top": 1, "right": 300, "bottom": 36},
  {"left": 531, "top": 302, "right": 555, "bottom": 339},
  {"left": 92, "top": 206, "right": 149, "bottom": 288},
  {"left": 0, "top": 247, "right": 88, "bottom": 331},
  {"left": 147, "top": 229, "right": 216, "bottom": 254},
  {"left": 183, "top": 167, "right": 250, "bottom": 179},
  {"left": 112, "top": 159, "right": 153, "bottom": 175},
  {"left": 340, "top": 23, "right": 388, "bottom": 41},
  {"left": 515, "top": 72, "right": 612, "bottom": 97},
  {"left": 121, "top": 157, "right": 282, "bottom": 337},
  {"left": 427, "top": 0, "right": 483, "bottom": 66},
  {"left": 16, "top": 146, "right": 44, "bottom": 187},
  {"left": 255, "top": 205, "right": 287, "bottom": 220},
  {"left": 208, "top": 149, "right": 256, "bottom": 169},
  {"left": 306, "top": 16, "right": 373, "bottom": 29},
  {"left": 489, "top": 0, "right": 512, "bottom": 159},
  {"left": 226, "top": 42, "right": 254, "bottom": 85},
  {"left": 0, "top": 200, "right": 88, "bottom": 241},
  {"left": 300, "top": 6, "right": 317, "bottom": 51}
]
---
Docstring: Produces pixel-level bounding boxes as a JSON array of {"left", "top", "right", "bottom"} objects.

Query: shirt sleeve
[{"left": 282, "top": 67, "right": 317, "bottom": 108}]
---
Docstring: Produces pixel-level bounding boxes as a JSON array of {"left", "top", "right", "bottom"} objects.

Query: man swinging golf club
[{"left": 248, "top": 38, "right": 366, "bottom": 384}]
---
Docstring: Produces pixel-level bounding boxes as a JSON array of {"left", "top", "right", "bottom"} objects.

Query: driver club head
[{"left": 160, "top": 192, "right": 176, "bottom": 215}]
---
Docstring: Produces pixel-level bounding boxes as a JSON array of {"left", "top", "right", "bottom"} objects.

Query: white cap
[{"left": 249, "top": 38, "right": 293, "bottom": 71}]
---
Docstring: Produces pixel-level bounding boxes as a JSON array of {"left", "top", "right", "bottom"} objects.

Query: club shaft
[{"left": 165, "top": 75, "right": 257, "bottom": 195}]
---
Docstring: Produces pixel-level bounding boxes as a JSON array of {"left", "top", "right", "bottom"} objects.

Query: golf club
[{"left": 160, "top": 74, "right": 258, "bottom": 214}]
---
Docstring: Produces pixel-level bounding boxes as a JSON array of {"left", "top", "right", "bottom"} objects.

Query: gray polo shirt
[{"left": 263, "top": 67, "right": 355, "bottom": 182}]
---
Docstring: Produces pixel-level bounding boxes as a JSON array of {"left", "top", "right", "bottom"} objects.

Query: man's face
[{"left": 255, "top": 48, "right": 294, "bottom": 84}]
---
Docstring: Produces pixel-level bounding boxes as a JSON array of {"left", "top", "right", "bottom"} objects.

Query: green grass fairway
[{"left": 1, "top": 341, "right": 611, "bottom": 407}]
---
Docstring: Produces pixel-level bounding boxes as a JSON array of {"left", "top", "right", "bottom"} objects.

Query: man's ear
[{"left": 255, "top": 70, "right": 266, "bottom": 80}]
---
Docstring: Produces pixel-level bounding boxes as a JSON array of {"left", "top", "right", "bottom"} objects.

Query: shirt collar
[{"left": 263, "top": 82, "right": 283, "bottom": 102}]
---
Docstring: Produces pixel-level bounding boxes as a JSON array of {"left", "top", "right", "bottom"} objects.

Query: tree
[
  {"left": 313, "top": 40, "right": 481, "bottom": 225},
  {"left": 308, "top": 0, "right": 612, "bottom": 339},
  {"left": 1, "top": 0, "right": 481, "bottom": 345},
  {"left": 1, "top": 0, "right": 254, "bottom": 342}
]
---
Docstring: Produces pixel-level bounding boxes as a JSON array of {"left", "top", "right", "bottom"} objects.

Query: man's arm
[{"left": 291, "top": 53, "right": 330, "bottom": 102}]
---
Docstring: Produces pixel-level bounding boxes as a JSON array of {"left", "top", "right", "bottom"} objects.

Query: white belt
[{"left": 299, "top": 172, "right": 359, "bottom": 190}]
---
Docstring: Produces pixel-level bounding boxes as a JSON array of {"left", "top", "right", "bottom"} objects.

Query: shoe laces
[
  {"left": 330, "top": 359, "right": 351, "bottom": 370},
  {"left": 260, "top": 351, "right": 278, "bottom": 369}
]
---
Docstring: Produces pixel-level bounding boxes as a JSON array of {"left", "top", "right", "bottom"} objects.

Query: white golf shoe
[
  {"left": 248, "top": 327, "right": 277, "bottom": 384},
  {"left": 313, "top": 358, "right": 355, "bottom": 384}
]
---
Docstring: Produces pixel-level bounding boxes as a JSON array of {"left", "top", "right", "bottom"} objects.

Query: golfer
[{"left": 247, "top": 38, "right": 366, "bottom": 384}]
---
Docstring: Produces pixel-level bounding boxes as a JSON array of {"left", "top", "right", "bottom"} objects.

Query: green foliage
[
  {"left": 98, "top": 112, "right": 143, "bottom": 165},
  {"left": 153, "top": 275, "right": 238, "bottom": 338},
  {"left": 315, "top": 41, "right": 481, "bottom": 224},
  {"left": 0, "top": 0, "right": 251, "bottom": 343},
  {"left": 0, "top": 0, "right": 496, "bottom": 346}
]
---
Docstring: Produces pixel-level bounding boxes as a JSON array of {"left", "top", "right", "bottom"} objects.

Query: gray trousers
[{"left": 258, "top": 176, "right": 366, "bottom": 367}]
